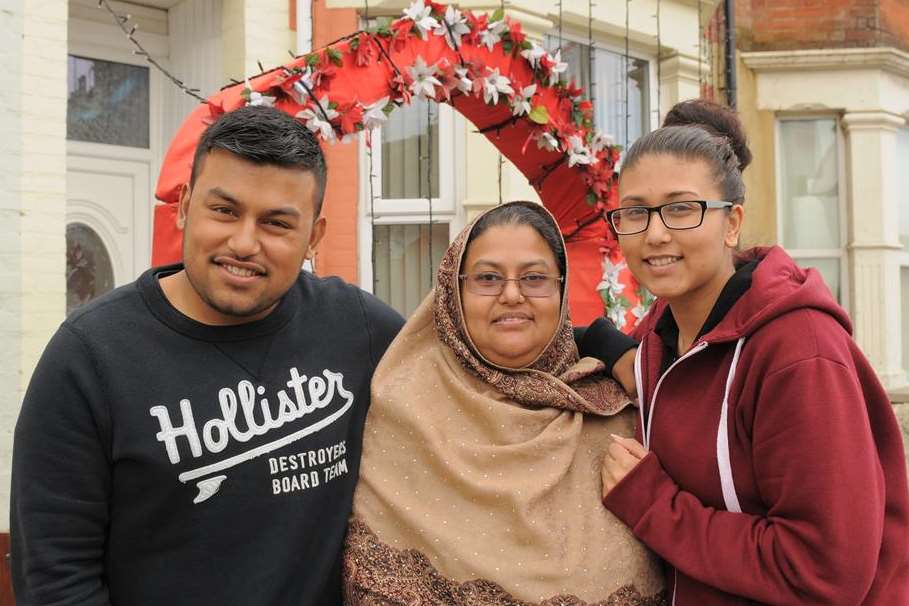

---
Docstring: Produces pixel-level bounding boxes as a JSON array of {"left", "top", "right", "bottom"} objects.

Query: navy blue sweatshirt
[{"left": 11, "top": 265, "right": 404, "bottom": 606}]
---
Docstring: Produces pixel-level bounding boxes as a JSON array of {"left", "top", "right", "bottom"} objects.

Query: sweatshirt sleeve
[
  {"left": 577, "top": 317, "right": 639, "bottom": 378},
  {"left": 357, "top": 290, "right": 405, "bottom": 368},
  {"left": 11, "top": 324, "right": 113, "bottom": 606},
  {"left": 603, "top": 356, "right": 886, "bottom": 605}
]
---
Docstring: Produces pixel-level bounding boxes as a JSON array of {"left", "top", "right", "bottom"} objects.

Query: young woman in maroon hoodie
[{"left": 597, "top": 100, "right": 909, "bottom": 605}]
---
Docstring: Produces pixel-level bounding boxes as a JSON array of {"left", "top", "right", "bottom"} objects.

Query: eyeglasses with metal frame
[
  {"left": 605, "top": 200, "right": 736, "bottom": 236},
  {"left": 458, "top": 272, "right": 564, "bottom": 297}
]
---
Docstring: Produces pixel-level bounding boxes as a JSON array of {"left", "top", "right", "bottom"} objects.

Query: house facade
[{"left": 729, "top": 0, "right": 909, "bottom": 390}]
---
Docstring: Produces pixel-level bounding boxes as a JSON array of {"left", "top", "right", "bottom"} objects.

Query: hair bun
[{"left": 662, "top": 100, "right": 752, "bottom": 171}]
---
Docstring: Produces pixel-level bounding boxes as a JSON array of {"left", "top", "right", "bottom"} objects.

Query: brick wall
[
  {"left": 880, "top": 0, "right": 909, "bottom": 51},
  {"left": 737, "top": 0, "right": 909, "bottom": 53},
  {"left": 309, "top": 0, "right": 360, "bottom": 284}
]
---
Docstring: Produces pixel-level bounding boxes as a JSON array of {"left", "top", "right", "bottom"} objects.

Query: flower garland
[
  {"left": 238, "top": 0, "right": 622, "bottom": 216},
  {"left": 205, "top": 0, "right": 652, "bottom": 326}
]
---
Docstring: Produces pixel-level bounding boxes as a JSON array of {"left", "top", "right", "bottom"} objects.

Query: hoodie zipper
[
  {"left": 637, "top": 340, "right": 709, "bottom": 452},
  {"left": 635, "top": 339, "right": 709, "bottom": 606}
]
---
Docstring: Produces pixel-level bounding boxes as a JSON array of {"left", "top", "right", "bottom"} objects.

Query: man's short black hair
[{"left": 190, "top": 105, "right": 328, "bottom": 215}]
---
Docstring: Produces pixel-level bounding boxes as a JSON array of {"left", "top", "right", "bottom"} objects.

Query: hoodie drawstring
[{"left": 717, "top": 337, "right": 746, "bottom": 513}]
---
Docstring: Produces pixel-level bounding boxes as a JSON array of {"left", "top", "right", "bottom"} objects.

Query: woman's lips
[{"left": 492, "top": 313, "right": 533, "bottom": 326}]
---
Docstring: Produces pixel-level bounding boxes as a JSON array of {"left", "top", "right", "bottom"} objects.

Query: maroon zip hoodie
[{"left": 603, "top": 246, "right": 909, "bottom": 605}]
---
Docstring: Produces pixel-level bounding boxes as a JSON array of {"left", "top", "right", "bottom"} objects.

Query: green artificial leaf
[
  {"left": 586, "top": 191, "right": 598, "bottom": 205},
  {"left": 305, "top": 53, "right": 319, "bottom": 67},
  {"left": 503, "top": 41, "right": 513, "bottom": 53},
  {"left": 528, "top": 105, "right": 550, "bottom": 125},
  {"left": 328, "top": 100, "right": 339, "bottom": 109},
  {"left": 382, "top": 103, "right": 396, "bottom": 116},
  {"left": 327, "top": 47, "right": 344, "bottom": 67},
  {"left": 520, "top": 40, "right": 533, "bottom": 50},
  {"left": 491, "top": 7, "right": 504, "bottom": 22},
  {"left": 350, "top": 37, "right": 360, "bottom": 50}
]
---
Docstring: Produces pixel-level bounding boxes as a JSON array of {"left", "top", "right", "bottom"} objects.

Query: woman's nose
[
  {"left": 498, "top": 279, "right": 525, "bottom": 304},
  {"left": 643, "top": 211, "right": 672, "bottom": 245}
]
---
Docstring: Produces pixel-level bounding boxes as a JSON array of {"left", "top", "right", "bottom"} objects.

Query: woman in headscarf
[{"left": 344, "top": 201, "right": 665, "bottom": 605}]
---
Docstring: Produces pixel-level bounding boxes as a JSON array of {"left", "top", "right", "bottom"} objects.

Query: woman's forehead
[
  {"left": 463, "top": 224, "right": 556, "bottom": 267},
  {"left": 619, "top": 155, "right": 719, "bottom": 203}
]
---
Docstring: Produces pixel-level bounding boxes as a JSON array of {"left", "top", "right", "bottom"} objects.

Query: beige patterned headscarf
[{"left": 345, "top": 202, "right": 665, "bottom": 606}]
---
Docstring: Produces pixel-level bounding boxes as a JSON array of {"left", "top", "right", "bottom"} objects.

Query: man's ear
[
  {"left": 177, "top": 182, "right": 192, "bottom": 230},
  {"left": 306, "top": 216, "right": 327, "bottom": 261}
]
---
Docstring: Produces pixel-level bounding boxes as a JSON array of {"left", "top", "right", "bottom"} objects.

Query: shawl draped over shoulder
[{"left": 344, "top": 201, "right": 665, "bottom": 606}]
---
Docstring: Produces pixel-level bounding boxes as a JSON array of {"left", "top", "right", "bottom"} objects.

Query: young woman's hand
[{"left": 602, "top": 435, "right": 647, "bottom": 498}]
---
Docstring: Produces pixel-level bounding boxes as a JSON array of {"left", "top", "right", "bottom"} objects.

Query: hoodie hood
[{"left": 637, "top": 246, "right": 852, "bottom": 344}]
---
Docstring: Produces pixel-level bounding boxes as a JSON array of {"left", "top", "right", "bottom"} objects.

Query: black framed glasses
[
  {"left": 459, "top": 272, "right": 564, "bottom": 297},
  {"left": 606, "top": 200, "right": 736, "bottom": 235}
]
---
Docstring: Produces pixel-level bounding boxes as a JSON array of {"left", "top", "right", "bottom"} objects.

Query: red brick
[{"left": 311, "top": 0, "right": 361, "bottom": 283}]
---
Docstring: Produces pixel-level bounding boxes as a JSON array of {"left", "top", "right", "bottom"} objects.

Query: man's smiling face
[{"left": 174, "top": 148, "right": 325, "bottom": 325}]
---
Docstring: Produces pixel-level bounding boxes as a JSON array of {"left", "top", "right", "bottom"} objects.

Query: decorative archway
[{"left": 153, "top": 0, "right": 644, "bottom": 327}]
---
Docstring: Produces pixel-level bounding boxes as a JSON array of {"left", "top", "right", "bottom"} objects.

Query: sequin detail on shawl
[{"left": 344, "top": 519, "right": 668, "bottom": 606}]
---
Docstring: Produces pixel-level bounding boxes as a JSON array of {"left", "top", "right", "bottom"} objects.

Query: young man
[{"left": 11, "top": 105, "right": 404, "bottom": 605}]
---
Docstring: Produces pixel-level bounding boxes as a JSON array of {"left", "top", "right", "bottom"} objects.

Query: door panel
[{"left": 66, "top": 152, "right": 152, "bottom": 286}]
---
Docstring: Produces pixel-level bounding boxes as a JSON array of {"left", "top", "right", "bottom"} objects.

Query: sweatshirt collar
[{"left": 138, "top": 263, "right": 301, "bottom": 342}]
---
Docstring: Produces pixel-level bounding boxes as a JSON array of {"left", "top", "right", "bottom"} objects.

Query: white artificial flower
[
  {"left": 244, "top": 79, "right": 276, "bottom": 107},
  {"left": 631, "top": 301, "right": 649, "bottom": 325},
  {"left": 536, "top": 131, "right": 560, "bottom": 152},
  {"left": 566, "top": 135, "right": 595, "bottom": 167},
  {"left": 250, "top": 92, "right": 276, "bottom": 107},
  {"left": 520, "top": 42, "right": 547, "bottom": 69},
  {"left": 362, "top": 97, "right": 390, "bottom": 130},
  {"left": 403, "top": 0, "right": 439, "bottom": 40},
  {"left": 408, "top": 56, "right": 442, "bottom": 99},
  {"left": 589, "top": 130, "right": 614, "bottom": 154},
  {"left": 296, "top": 96, "right": 339, "bottom": 142},
  {"left": 596, "top": 258, "right": 627, "bottom": 299},
  {"left": 547, "top": 49, "right": 568, "bottom": 86},
  {"left": 511, "top": 83, "right": 536, "bottom": 116},
  {"left": 482, "top": 67, "right": 514, "bottom": 105},
  {"left": 478, "top": 19, "right": 506, "bottom": 52},
  {"left": 290, "top": 68, "right": 317, "bottom": 104},
  {"left": 454, "top": 67, "right": 473, "bottom": 95},
  {"left": 434, "top": 5, "right": 470, "bottom": 49},
  {"left": 608, "top": 302, "right": 628, "bottom": 331}
]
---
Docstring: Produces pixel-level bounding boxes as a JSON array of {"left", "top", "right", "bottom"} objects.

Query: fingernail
[{"left": 610, "top": 433, "right": 624, "bottom": 440}]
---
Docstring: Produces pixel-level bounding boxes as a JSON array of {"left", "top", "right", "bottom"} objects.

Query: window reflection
[
  {"left": 373, "top": 223, "right": 448, "bottom": 317},
  {"left": 66, "top": 223, "right": 115, "bottom": 315},
  {"left": 381, "top": 99, "right": 440, "bottom": 200},
  {"left": 779, "top": 119, "right": 840, "bottom": 250},
  {"left": 545, "top": 38, "right": 650, "bottom": 148},
  {"left": 67, "top": 55, "right": 150, "bottom": 148}
]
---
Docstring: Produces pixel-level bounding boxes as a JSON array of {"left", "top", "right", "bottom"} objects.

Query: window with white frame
[
  {"left": 544, "top": 36, "right": 651, "bottom": 148},
  {"left": 776, "top": 117, "right": 847, "bottom": 306},
  {"left": 895, "top": 127, "right": 909, "bottom": 377},
  {"left": 362, "top": 98, "right": 454, "bottom": 318}
]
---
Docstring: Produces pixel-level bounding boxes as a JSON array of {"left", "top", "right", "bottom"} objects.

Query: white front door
[
  {"left": 66, "top": 4, "right": 168, "bottom": 313},
  {"left": 66, "top": 149, "right": 152, "bottom": 286}
]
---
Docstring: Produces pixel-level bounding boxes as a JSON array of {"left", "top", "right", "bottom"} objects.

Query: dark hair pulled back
[
  {"left": 465, "top": 202, "right": 566, "bottom": 278},
  {"left": 622, "top": 99, "right": 750, "bottom": 203}
]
